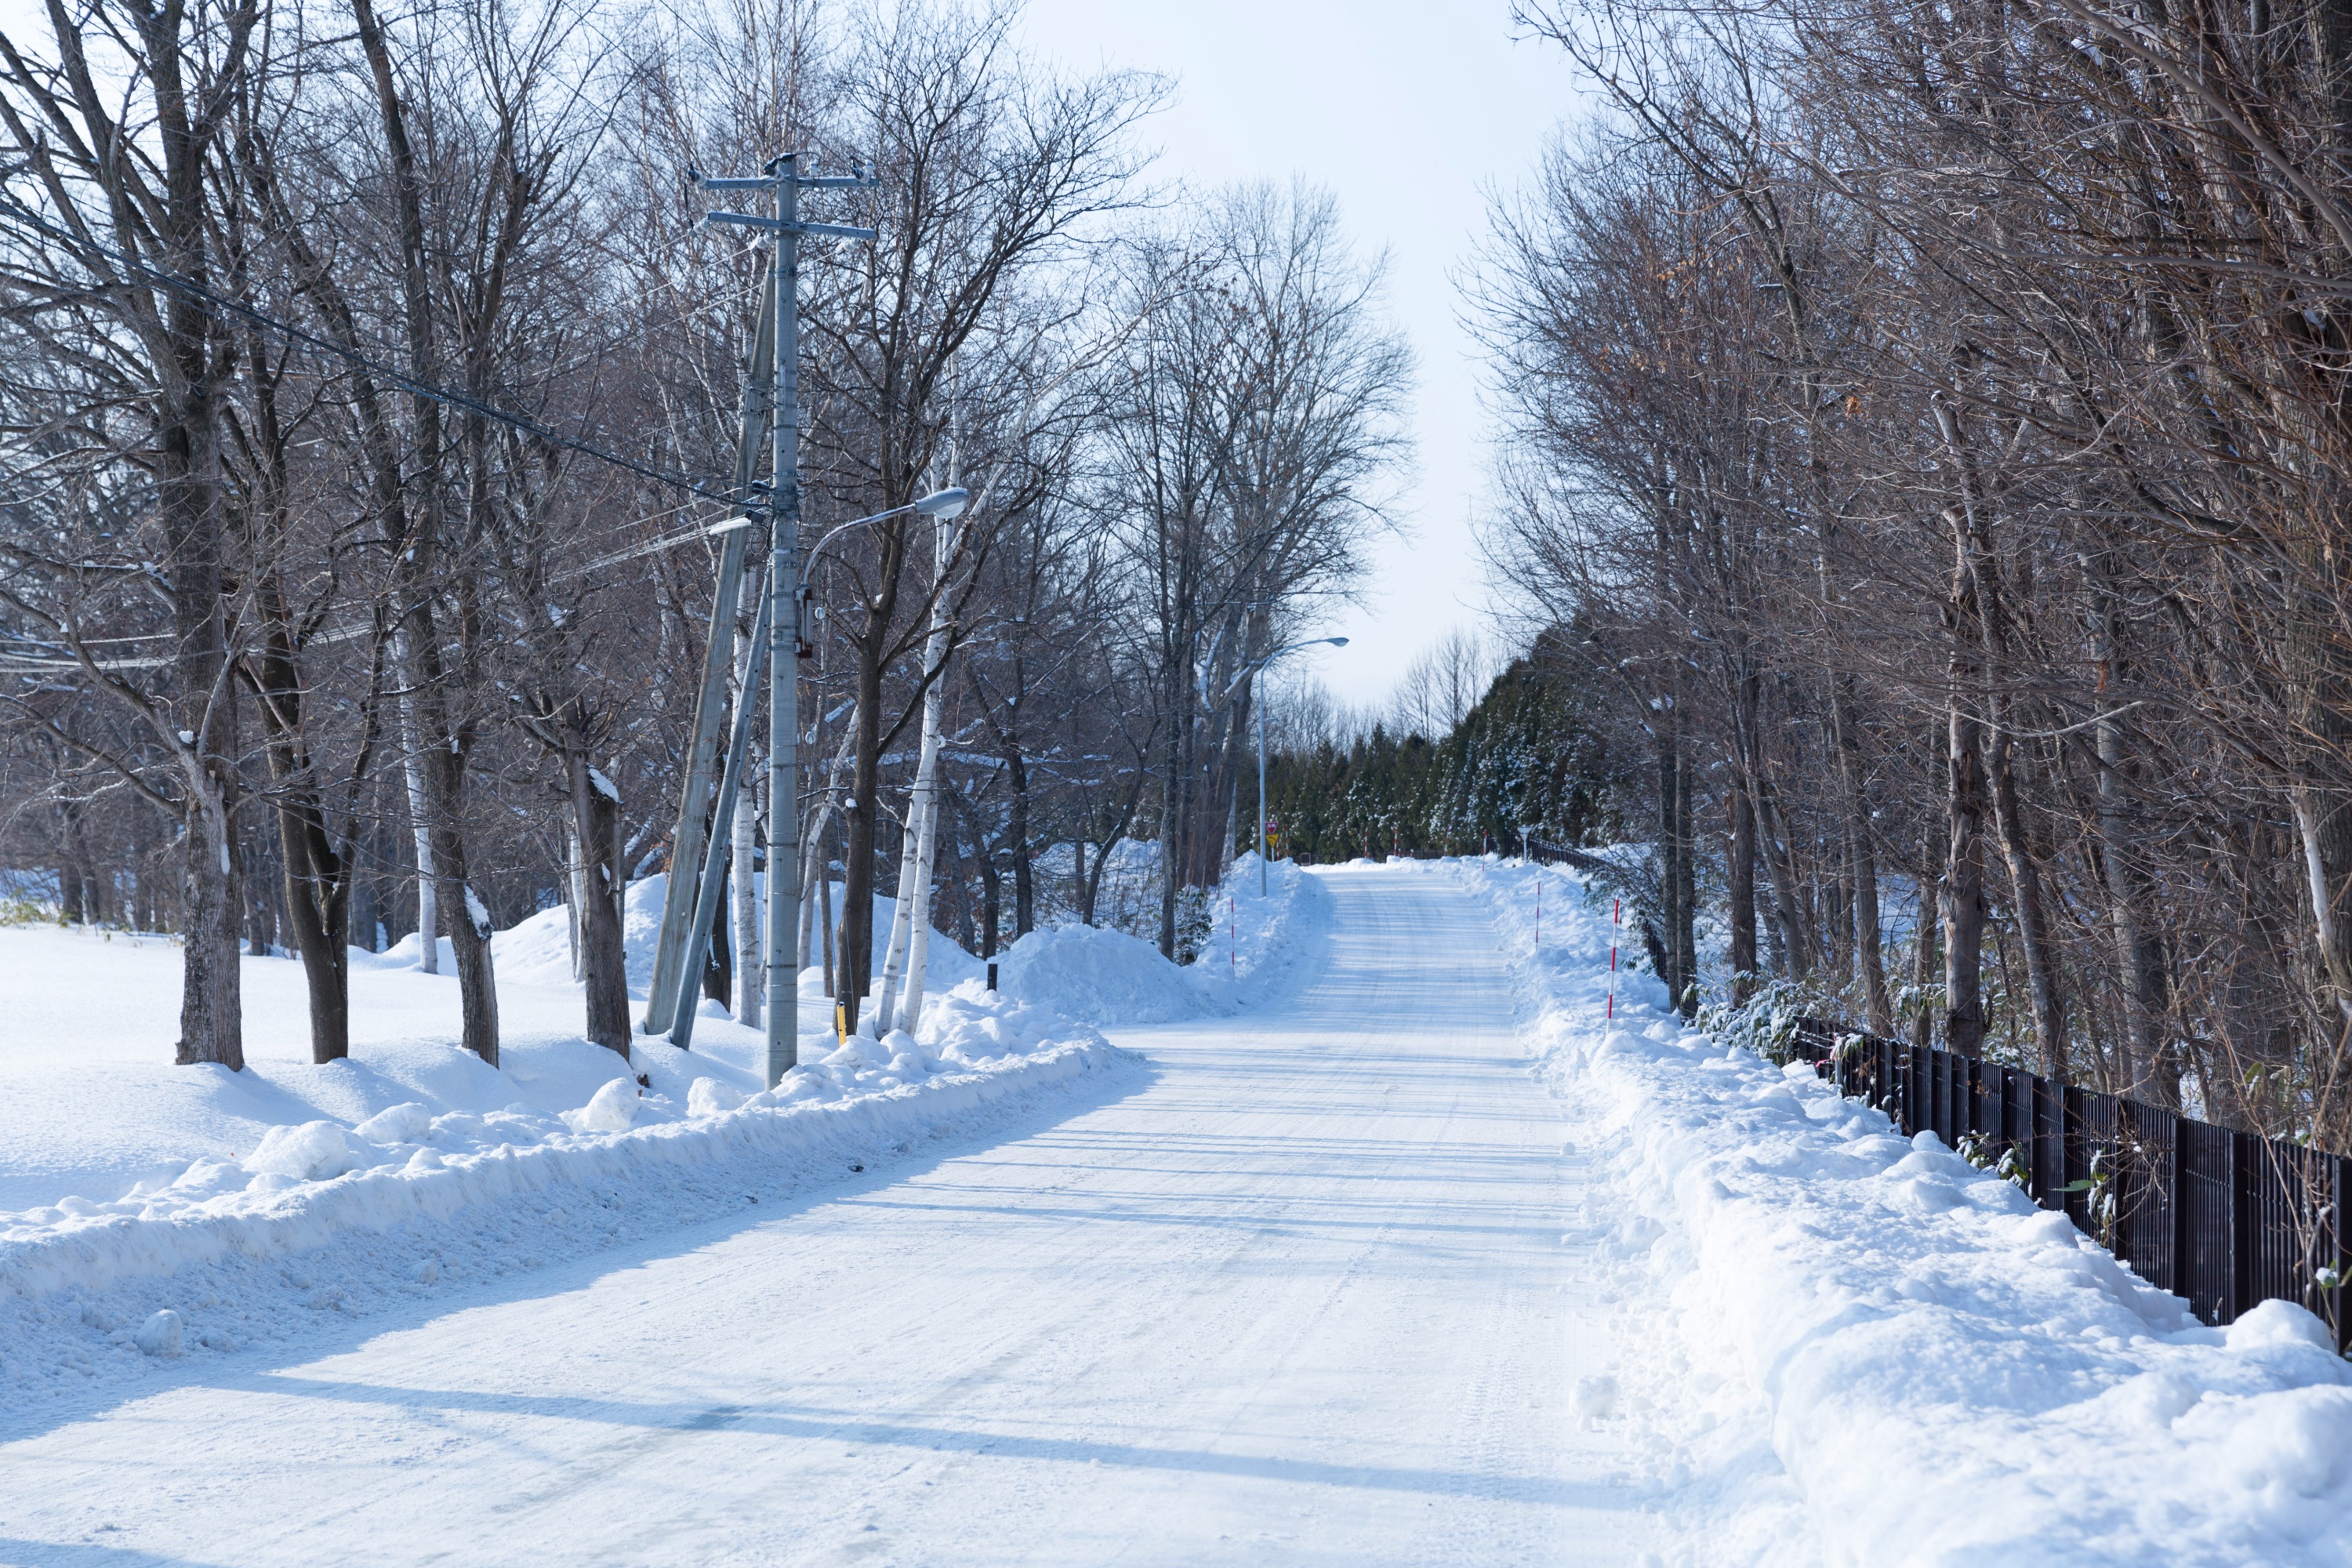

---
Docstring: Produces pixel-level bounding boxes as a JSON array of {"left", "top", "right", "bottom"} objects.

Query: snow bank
[
  {"left": 1441, "top": 854, "right": 2352, "bottom": 1566},
  {"left": 994, "top": 853, "right": 1328, "bottom": 1025},
  {"left": 0, "top": 979, "right": 1131, "bottom": 1417},
  {"left": 997, "top": 923, "right": 1202, "bottom": 1023},
  {"left": 0, "top": 857, "right": 1330, "bottom": 1423},
  {"left": 0, "top": 873, "right": 1149, "bottom": 1421}
]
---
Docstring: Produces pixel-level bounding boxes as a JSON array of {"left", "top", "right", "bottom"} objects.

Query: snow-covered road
[{"left": 0, "top": 867, "right": 1661, "bottom": 1566}]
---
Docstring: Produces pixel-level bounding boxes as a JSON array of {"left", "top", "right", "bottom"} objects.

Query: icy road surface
[{"left": 0, "top": 866, "right": 1658, "bottom": 1566}]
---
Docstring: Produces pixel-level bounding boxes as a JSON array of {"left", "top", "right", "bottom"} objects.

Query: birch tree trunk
[
  {"left": 874, "top": 524, "right": 956, "bottom": 1036},
  {"left": 397, "top": 633, "right": 438, "bottom": 975},
  {"left": 567, "top": 829, "right": 585, "bottom": 983},
  {"left": 900, "top": 543, "right": 958, "bottom": 1033}
]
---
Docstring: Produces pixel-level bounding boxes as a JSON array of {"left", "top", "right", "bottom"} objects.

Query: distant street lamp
[{"left": 1218, "top": 636, "right": 1348, "bottom": 895}]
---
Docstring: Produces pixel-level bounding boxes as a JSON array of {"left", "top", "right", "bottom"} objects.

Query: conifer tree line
[
  {"left": 1257, "top": 630, "right": 1617, "bottom": 867},
  {"left": 1438, "top": 0, "right": 2352, "bottom": 1144},
  {"left": 0, "top": 0, "right": 1410, "bottom": 1065}
]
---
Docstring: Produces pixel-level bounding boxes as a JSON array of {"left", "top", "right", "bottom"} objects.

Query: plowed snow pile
[
  {"left": 0, "top": 858, "right": 1315, "bottom": 1424},
  {"left": 995, "top": 853, "right": 1328, "bottom": 1024},
  {"left": 1437, "top": 853, "right": 2352, "bottom": 1568}
]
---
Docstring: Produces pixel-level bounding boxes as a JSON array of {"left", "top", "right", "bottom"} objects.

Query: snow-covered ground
[
  {"left": 5, "top": 853, "right": 2337, "bottom": 1564},
  {"left": 0, "top": 875, "right": 1139, "bottom": 1423},
  {"left": 1443, "top": 852, "right": 2352, "bottom": 1566},
  {"left": 0, "top": 859, "right": 1664, "bottom": 1566}
]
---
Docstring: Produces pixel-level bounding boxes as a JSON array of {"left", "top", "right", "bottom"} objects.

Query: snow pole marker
[
  {"left": 1607, "top": 898, "right": 1621, "bottom": 1021},
  {"left": 1230, "top": 890, "right": 1238, "bottom": 979}
]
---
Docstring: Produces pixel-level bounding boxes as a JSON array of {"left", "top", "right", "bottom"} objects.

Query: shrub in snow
[
  {"left": 242, "top": 1122, "right": 358, "bottom": 1182},
  {"left": 132, "top": 1309, "right": 182, "bottom": 1356},
  {"left": 687, "top": 1078, "right": 745, "bottom": 1117}
]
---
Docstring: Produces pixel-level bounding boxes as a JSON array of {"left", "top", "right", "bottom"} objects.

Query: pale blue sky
[{"left": 1015, "top": 0, "right": 1587, "bottom": 707}]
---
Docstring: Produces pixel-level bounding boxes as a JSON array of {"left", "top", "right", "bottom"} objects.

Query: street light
[
  {"left": 706, "top": 486, "right": 972, "bottom": 662},
  {"left": 707, "top": 485, "right": 967, "bottom": 539},
  {"left": 1215, "top": 635, "right": 1348, "bottom": 895}
]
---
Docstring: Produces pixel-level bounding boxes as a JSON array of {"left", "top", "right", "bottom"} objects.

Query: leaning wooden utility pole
[
  {"left": 641, "top": 264, "right": 775, "bottom": 1038},
  {"left": 694, "top": 153, "right": 877, "bottom": 1087}
]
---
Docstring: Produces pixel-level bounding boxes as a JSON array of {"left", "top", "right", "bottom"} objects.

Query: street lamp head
[
  {"left": 915, "top": 487, "right": 970, "bottom": 520},
  {"left": 1325, "top": 637, "right": 1349, "bottom": 648}
]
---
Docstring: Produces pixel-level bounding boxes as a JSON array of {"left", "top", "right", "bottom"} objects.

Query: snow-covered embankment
[
  {"left": 0, "top": 982, "right": 1125, "bottom": 1414},
  {"left": 1444, "top": 855, "right": 2352, "bottom": 1567},
  {"left": 1, "top": 857, "right": 1319, "bottom": 1421}
]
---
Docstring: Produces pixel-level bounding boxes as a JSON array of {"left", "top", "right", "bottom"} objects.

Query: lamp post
[{"left": 1214, "top": 636, "right": 1348, "bottom": 896}]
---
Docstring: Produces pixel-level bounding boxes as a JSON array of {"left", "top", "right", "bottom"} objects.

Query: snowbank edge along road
[{"left": 1449, "top": 852, "right": 2352, "bottom": 1567}]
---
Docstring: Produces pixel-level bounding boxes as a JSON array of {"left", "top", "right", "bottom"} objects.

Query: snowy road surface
[{"left": 1, "top": 867, "right": 1665, "bottom": 1566}]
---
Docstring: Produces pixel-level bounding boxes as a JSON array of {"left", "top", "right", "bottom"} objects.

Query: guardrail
[{"left": 1786, "top": 1017, "right": 2350, "bottom": 1349}]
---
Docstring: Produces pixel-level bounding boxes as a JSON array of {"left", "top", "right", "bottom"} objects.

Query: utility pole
[
  {"left": 697, "top": 153, "right": 877, "bottom": 1088},
  {"left": 642, "top": 265, "right": 775, "bottom": 1038},
  {"left": 666, "top": 588, "right": 771, "bottom": 1053}
]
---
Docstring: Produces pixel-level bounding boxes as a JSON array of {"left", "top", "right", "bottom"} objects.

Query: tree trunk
[
  {"left": 1657, "top": 723, "right": 1682, "bottom": 1002},
  {"left": 2082, "top": 555, "right": 2172, "bottom": 1097},
  {"left": 842, "top": 646, "right": 884, "bottom": 1033},
  {"left": 873, "top": 800, "right": 927, "bottom": 1037},
  {"left": 978, "top": 829, "right": 1004, "bottom": 967},
  {"left": 1987, "top": 720, "right": 2067, "bottom": 1076},
  {"left": 902, "top": 782, "right": 944, "bottom": 1033},
  {"left": 176, "top": 774, "right": 246, "bottom": 1071},
  {"left": 1910, "top": 842, "right": 1940, "bottom": 1053},
  {"left": 1158, "top": 689, "right": 1187, "bottom": 959},
  {"left": 244, "top": 619, "right": 357, "bottom": 1065},
  {"left": 1010, "top": 750, "right": 1036, "bottom": 938},
  {"left": 1756, "top": 783, "right": 1811, "bottom": 976},
  {"left": 1729, "top": 764, "right": 1759, "bottom": 1004},
  {"left": 132, "top": 807, "right": 158, "bottom": 933},
  {"left": 1944, "top": 684, "right": 1988, "bottom": 1059},
  {"left": 397, "top": 640, "right": 439, "bottom": 974},
  {"left": 568, "top": 752, "right": 631, "bottom": 1057},
  {"left": 818, "top": 821, "right": 837, "bottom": 1001},
  {"left": 566, "top": 829, "right": 586, "bottom": 982},
  {"left": 703, "top": 859, "right": 732, "bottom": 1007},
  {"left": 423, "top": 729, "right": 499, "bottom": 1066},
  {"left": 1830, "top": 684, "right": 1893, "bottom": 1034}
]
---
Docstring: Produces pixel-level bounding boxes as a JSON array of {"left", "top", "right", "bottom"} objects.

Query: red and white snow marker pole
[
  {"left": 1534, "top": 866, "right": 1541, "bottom": 953},
  {"left": 1607, "top": 898, "right": 1621, "bottom": 1021}
]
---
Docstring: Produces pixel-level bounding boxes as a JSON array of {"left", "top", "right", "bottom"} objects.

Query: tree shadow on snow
[{"left": 0, "top": 1058, "right": 1159, "bottom": 1453}]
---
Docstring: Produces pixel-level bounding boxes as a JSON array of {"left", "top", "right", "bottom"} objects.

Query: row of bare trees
[
  {"left": 1476, "top": 0, "right": 2352, "bottom": 1142},
  {"left": 0, "top": 0, "right": 1408, "bottom": 1062}
]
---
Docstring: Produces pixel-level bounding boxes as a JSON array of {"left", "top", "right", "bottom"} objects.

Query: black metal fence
[{"left": 1787, "top": 1017, "right": 2351, "bottom": 1348}]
